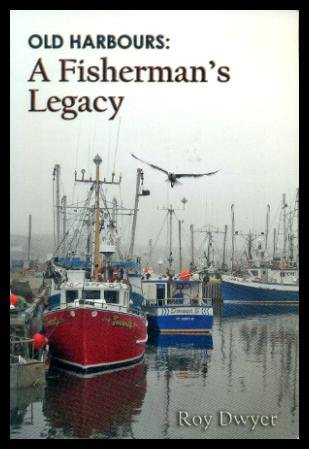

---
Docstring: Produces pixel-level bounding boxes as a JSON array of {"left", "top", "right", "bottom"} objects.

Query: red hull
[{"left": 43, "top": 308, "right": 147, "bottom": 374}]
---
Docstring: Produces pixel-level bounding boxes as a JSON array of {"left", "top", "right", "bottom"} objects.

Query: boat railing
[
  {"left": 47, "top": 300, "right": 147, "bottom": 316},
  {"left": 129, "top": 305, "right": 147, "bottom": 318},
  {"left": 145, "top": 297, "right": 213, "bottom": 307},
  {"left": 10, "top": 335, "right": 36, "bottom": 361}
]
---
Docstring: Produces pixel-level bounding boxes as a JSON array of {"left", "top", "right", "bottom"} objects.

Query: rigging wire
[
  {"left": 106, "top": 124, "right": 112, "bottom": 176},
  {"left": 151, "top": 211, "right": 169, "bottom": 258},
  {"left": 68, "top": 193, "right": 94, "bottom": 257},
  {"left": 112, "top": 117, "right": 122, "bottom": 175},
  {"left": 61, "top": 186, "right": 94, "bottom": 258},
  {"left": 72, "top": 120, "right": 82, "bottom": 206},
  {"left": 52, "top": 172, "right": 56, "bottom": 253}
]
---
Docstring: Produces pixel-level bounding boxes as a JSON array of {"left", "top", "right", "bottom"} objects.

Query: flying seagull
[{"left": 130, "top": 153, "right": 220, "bottom": 187}]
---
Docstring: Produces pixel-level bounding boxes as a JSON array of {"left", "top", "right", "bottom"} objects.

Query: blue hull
[
  {"left": 221, "top": 280, "right": 299, "bottom": 302},
  {"left": 147, "top": 311, "right": 213, "bottom": 333}
]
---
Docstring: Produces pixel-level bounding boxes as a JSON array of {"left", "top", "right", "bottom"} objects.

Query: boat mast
[
  {"left": 159, "top": 202, "right": 185, "bottom": 273},
  {"left": 247, "top": 230, "right": 253, "bottom": 262},
  {"left": 55, "top": 164, "right": 61, "bottom": 252},
  {"left": 231, "top": 204, "right": 235, "bottom": 271},
  {"left": 178, "top": 220, "right": 183, "bottom": 272},
  {"left": 74, "top": 154, "right": 121, "bottom": 277},
  {"left": 288, "top": 204, "right": 294, "bottom": 265},
  {"left": 52, "top": 164, "right": 61, "bottom": 255},
  {"left": 27, "top": 214, "right": 32, "bottom": 264},
  {"left": 128, "top": 168, "right": 143, "bottom": 259},
  {"left": 222, "top": 224, "right": 228, "bottom": 270},
  {"left": 93, "top": 154, "right": 102, "bottom": 276},
  {"left": 190, "top": 224, "right": 194, "bottom": 269},
  {"left": 207, "top": 226, "right": 213, "bottom": 267},
  {"left": 282, "top": 193, "right": 288, "bottom": 263},
  {"left": 168, "top": 205, "right": 173, "bottom": 270},
  {"left": 112, "top": 197, "right": 118, "bottom": 228},
  {"left": 61, "top": 195, "right": 67, "bottom": 258},
  {"left": 128, "top": 168, "right": 149, "bottom": 259},
  {"left": 112, "top": 197, "right": 122, "bottom": 260},
  {"left": 273, "top": 228, "right": 277, "bottom": 260},
  {"left": 265, "top": 204, "right": 270, "bottom": 254},
  {"left": 85, "top": 213, "right": 92, "bottom": 264}
]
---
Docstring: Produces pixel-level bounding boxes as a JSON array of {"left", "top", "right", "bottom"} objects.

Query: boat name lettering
[
  {"left": 101, "top": 315, "right": 136, "bottom": 328},
  {"left": 170, "top": 308, "right": 198, "bottom": 315},
  {"left": 112, "top": 316, "right": 136, "bottom": 328},
  {"left": 45, "top": 317, "right": 64, "bottom": 327}
]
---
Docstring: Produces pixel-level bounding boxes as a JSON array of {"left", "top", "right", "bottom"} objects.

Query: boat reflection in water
[
  {"left": 43, "top": 362, "right": 147, "bottom": 439},
  {"left": 148, "top": 332, "right": 213, "bottom": 350},
  {"left": 149, "top": 332, "right": 212, "bottom": 380},
  {"left": 10, "top": 385, "right": 45, "bottom": 434},
  {"left": 148, "top": 333, "right": 213, "bottom": 376},
  {"left": 146, "top": 333, "right": 213, "bottom": 438},
  {"left": 213, "top": 297, "right": 299, "bottom": 320}
]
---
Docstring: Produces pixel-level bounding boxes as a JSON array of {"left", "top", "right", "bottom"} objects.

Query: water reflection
[
  {"left": 10, "top": 305, "right": 298, "bottom": 439},
  {"left": 213, "top": 298, "right": 299, "bottom": 320},
  {"left": 148, "top": 333, "right": 213, "bottom": 349},
  {"left": 213, "top": 309, "right": 299, "bottom": 437},
  {"left": 10, "top": 385, "right": 45, "bottom": 431},
  {"left": 146, "top": 334, "right": 213, "bottom": 438},
  {"left": 144, "top": 310, "right": 298, "bottom": 439},
  {"left": 42, "top": 362, "right": 147, "bottom": 438}
]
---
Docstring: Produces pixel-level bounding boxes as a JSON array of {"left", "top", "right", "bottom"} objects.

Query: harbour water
[{"left": 10, "top": 302, "right": 299, "bottom": 439}]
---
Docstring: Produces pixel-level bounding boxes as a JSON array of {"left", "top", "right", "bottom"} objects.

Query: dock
[
  {"left": 10, "top": 336, "right": 46, "bottom": 388},
  {"left": 10, "top": 289, "right": 48, "bottom": 389},
  {"left": 203, "top": 279, "right": 222, "bottom": 301}
]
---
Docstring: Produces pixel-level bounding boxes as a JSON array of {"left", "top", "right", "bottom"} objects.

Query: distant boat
[
  {"left": 142, "top": 271, "right": 213, "bottom": 334},
  {"left": 43, "top": 155, "right": 148, "bottom": 375},
  {"left": 223, "top": 191, "right": 299, "bottom": 303},
  {"left": 221, "top": 267, "right": 299, "bottom": 302}
]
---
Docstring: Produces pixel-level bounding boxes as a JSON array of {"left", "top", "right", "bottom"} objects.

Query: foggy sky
[{"left": 10, "top": 10, "right": 299, "bottom": 263}]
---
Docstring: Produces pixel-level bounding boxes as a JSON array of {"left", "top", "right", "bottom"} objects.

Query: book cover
[{"left": 10, "top": 10, "right": 299, "bottom": 439}]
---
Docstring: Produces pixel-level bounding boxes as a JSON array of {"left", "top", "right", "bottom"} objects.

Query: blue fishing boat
[
  {"left": 221, "top": 267, "right": 299, "bottom": 302},
  {"left": 142, "top": 273, "right": 213, "bottom": 334}
]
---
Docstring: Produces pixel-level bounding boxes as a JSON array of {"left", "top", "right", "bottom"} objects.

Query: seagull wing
[
  {"left": 130, "top": 153, "right": 169, "bottom": 175},
  {"left": 175, "top": 169, "right": 220, "bottom": 179}
]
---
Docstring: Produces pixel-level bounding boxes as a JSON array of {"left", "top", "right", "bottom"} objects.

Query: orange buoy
[
  {"left": 32, "top": 333, "right": 48, "bottom": 350},
  {"left": 10, "top": 293, "right": 18, "bottom": 306},
  {"left": 179, "top": 271, "right": 190, "bottom": 281}
]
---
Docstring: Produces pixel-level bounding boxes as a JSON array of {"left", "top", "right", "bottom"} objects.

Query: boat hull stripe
[{"left": 51, "top": 354, "right": 145, "bottom": 375}]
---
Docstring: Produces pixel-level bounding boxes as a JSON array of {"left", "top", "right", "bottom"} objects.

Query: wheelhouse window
[
  {"left": 104, "top": 290, "right": 119, "bottom": 304},
  {"left": 66, "top": 290, "right": 78, "bottom": 303},
  {"left": 156, "top": 284, "right": 166, "bottom": 300},
  {"left": 82, "top": 290, "right": 101, "bottom": 300}
]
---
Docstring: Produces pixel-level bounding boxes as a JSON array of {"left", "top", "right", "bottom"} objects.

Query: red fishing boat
[{"left": 43, "top": 154, "right": 148, "bottom": 375}]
